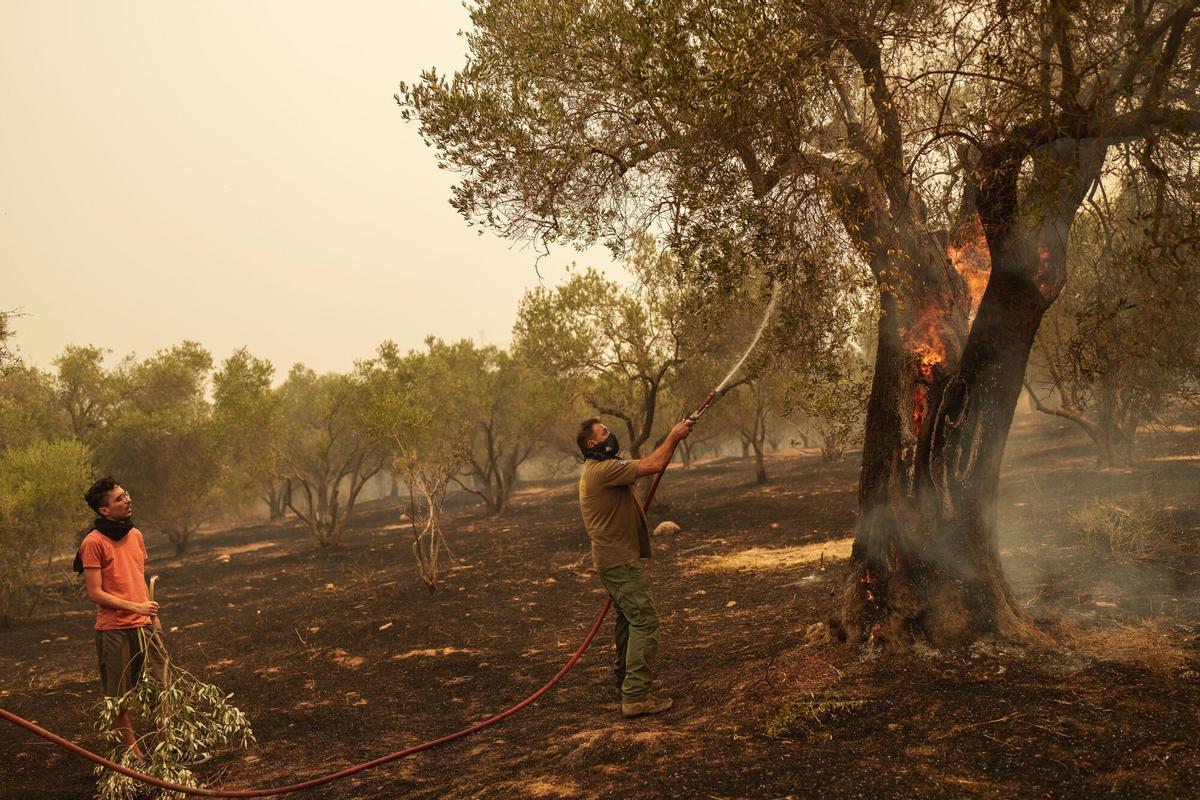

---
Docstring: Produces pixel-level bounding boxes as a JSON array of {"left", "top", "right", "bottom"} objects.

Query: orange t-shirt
[{"left": 79, "top": 528, "right": 152, "bottom": 630}]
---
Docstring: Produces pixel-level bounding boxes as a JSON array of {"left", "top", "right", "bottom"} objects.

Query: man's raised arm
[{"left": 634, "top": 419, "right": 695, "bottom": 477}]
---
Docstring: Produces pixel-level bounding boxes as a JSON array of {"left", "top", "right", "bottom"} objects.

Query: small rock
[
  {"left": 725, "top": 600, "right": 737, "bottom": 608},
  {"left": 771, "top": 522, "right": 781, "bottom": 529},
  {"left": 654, "top": 521, "right": 681, "bottom": 536}
]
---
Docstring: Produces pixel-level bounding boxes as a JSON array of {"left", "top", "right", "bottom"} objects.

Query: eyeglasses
[{"left": 111, "top": 491, "right": 131, "bottom": 504}]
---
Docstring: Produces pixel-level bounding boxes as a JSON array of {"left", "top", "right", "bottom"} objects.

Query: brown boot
[{"left": 621, "top": 693, "right": 673, "bottom": 718}]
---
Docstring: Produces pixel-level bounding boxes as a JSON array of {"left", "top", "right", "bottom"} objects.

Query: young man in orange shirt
[{"left": 73, "top": 477, "right": 168, "bottom": 757}]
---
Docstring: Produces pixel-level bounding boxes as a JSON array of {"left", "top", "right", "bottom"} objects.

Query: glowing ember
[
  {"left": 947, "top": 215, "right": 991, "bottom": 319},
  {"left": 860, "top": 569, "right": 880, "bottom": 606},
  {"left": 1036, "top": 242, "right": 1057, "bottom": 299},
  {"left": 911, "top": 383, "right": 928, "bottom": 437}
]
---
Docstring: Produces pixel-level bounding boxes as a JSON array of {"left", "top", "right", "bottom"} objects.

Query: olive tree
[
  {"left": 278, "top": 365, "right": 388, "bottom": 548},
  {"left": 0, "top": 439, "right": 92, "bottom": 624},
  {"left": 54, "top": 345, "right": 114, "bottom": 443},
  {"left": 0, "top": 365, "right": 69, "bottom": 450},
  {"left": 360, "top": 341, "right": 468, "bottom": 590},
  {"left": 101, "top": 342, "right": 225, "bottom": 556},
  {"left": 415, "top": 339, "right": 558, "bottom": 515},
  {"left": 512, "top": 237, "right": 724, "bottom": 458},
  {"left": 213, "top": 349, "right": 290, "bottom": 518}
]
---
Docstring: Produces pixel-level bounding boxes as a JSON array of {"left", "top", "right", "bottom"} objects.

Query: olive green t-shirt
[{"left": 579, "top": 458, "right": 651, "bottom": 570}]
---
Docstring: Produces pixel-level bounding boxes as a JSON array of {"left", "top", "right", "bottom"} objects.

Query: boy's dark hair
[
  {"left": 576, "top": 418, "right": 602, "bottom": 454},
  {"left": 84, "top": 477, "right": 120, "bottom": 513}
]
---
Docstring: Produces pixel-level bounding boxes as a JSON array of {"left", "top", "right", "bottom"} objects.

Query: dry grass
[
  {"left": 690, "top": 537, "right": 854, "bottom": 573},
  {"left": 766, "top": 690, "right": 868, "bottom": 742},
  {"left": 1068, "top": 494, "right": 1176, "bottom": 562},
  {"left": 1063, "top": 618, "right": 1191, "bottom": 674}
]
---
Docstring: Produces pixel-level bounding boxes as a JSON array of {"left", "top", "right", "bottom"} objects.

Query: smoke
[{"left": 997, "top": 410, "right": 1200, "bottom": 636}]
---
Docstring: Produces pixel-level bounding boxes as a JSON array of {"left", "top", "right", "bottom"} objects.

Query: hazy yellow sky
[{"left": 1, "top": 2, "right": 616, "bottom": 377}]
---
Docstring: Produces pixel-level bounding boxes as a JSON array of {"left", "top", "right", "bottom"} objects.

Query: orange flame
[
  {"left": 947, "top": 215, "right": 991, "bottom": 319},
  {"left": 901, "top": 302, "right": 947, "bottom": 384},
  {"left": 900, "top": 301, "right": 946, "bottom": 440}
]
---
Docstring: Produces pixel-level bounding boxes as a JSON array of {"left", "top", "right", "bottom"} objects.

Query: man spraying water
[{"left": 576, "top": 416, "right": 694, "bottom": 718}]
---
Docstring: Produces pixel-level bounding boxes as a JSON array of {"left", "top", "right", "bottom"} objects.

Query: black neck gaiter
[{"left": 582, "top": 432, "right": 621, "bottom": 462}]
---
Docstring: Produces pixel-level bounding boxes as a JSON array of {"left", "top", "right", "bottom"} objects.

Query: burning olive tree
[{"left": 401, "top": 0, "right": 1200, "bottom": 647}]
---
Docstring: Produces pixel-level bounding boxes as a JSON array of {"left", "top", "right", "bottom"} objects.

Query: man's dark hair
[
  {"left": 576, "top": 418, "right": 602, "bottom": 454},
  {"left": 84, "top": 477, "right": 120, "bottom": 513}
]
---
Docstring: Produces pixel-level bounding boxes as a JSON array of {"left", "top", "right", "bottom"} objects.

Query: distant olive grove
[{"left": 0, "top": 244, "right": 871, "bottom": 616}]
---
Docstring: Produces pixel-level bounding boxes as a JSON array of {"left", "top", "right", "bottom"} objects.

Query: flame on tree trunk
[{"left": 836, "top": 141, "right": 1100, "bottom": 649}]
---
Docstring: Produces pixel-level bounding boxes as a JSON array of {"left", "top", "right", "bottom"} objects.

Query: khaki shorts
[{"left": 95, "top": 626, "right": 170, "bottom": 697}]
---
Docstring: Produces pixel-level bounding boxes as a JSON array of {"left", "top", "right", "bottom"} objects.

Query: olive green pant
[{"left": 598, "top": 561, "right": 659, "bottom": 701}]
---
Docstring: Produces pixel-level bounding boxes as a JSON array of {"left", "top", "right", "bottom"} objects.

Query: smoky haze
[{"left": 0, "top": 2, "right": 616, "bottom": 375}]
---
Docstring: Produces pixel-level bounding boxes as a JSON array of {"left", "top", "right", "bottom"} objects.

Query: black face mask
[{"left": 582, "top": 432, "right": 621, "bottom": 462}]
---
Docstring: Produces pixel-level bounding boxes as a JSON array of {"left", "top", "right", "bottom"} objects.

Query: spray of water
[{"left": 713, "top": 280, "right": 783, "bottom": 395}]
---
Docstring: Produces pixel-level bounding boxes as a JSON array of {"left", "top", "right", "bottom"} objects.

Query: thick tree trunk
[
  {"left": 840, "top": 272, "right": 1043, "bottom": 646},
  {"left": 837, "top": 140, "right": 1103, "bottom": 649}
]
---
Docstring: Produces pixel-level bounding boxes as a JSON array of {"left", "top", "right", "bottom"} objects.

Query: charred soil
[{"left": 2, "top": 414, "right": 1199, "bottom": 799}]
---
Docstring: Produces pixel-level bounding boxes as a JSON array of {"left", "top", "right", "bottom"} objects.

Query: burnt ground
[{"left": 3, "top": 412, "right": 1200, "bottom": 799}]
